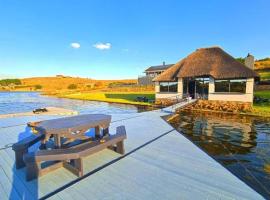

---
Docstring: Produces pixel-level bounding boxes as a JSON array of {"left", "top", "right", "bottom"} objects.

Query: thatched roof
[{"left": 153, "top": 47, "right": 258, "bottom": 82}]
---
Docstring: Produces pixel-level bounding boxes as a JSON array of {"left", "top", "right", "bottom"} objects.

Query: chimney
[
  {"left": 163, "top": 61, "right": 165, "bottom": 66},
  {"left": 244, "top": 53, "right": 255, "bottom": 70}
]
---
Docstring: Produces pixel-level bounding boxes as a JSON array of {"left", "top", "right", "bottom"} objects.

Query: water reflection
[{"left": 169, "top": 111, "right": 270, "bottom": 199}]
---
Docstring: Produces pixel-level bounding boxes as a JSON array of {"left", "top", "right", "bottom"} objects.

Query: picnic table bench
[{"left": 12, "top": 114, "right": 127, "bottom": 181}]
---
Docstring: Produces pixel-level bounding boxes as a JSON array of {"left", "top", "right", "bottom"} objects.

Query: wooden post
[
  {"left": 54, "top": 134, "right": 61, "bottom": 148},
  {"left": 63, "top": 159, "right": 83, "bottom": 177},
  {"left": 26, "top": 161, "right": 40, "bottom": 181},
  {"left": 74, "top": 158, "right": 83, "bottom": 177},
  {"left": 116, "top": 141, "right": 125, "bottom": 154},
  {"left": 15, "top": 149, "right": 27, "bottom": 169},
  {"left": 102, "top": 127, "right": 109, "bottom": 137}
]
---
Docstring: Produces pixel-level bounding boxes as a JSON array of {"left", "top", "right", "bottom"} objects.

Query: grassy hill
[
  {"left": 254, "top": 58, "right": 270, "bottom": 71},
  {"left": 20, "top": 76, "right": 138, "bottom": 92},
  {"left": 237, "top": 57, "right": 270, "bottom": 80},
  {"left": 254, "top": 58, "right": 270, "bottom": 81}
]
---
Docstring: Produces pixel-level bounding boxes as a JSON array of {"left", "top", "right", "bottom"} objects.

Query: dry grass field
[
  {"left": 21, "top": 76, "right": 138, "bottom": 91},
  {"left": 254, "top": 58, "right": 270, "bottom": 81},
  {"left": 17, "top": 76, "right": 155, "bottom": 105},
  {"left": 254, "top": 58, "right": 270, "bottom": 71}
]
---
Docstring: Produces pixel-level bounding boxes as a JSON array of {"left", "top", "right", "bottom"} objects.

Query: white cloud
[
  {"left": 70, "top": 42, "right": 80, "bottom": 49},
  {"left": 93, "top": 42, "right": 111, "bottom": 50}
]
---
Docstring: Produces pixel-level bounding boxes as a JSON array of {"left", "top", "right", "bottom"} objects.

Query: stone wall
[
  {"left": 255, "top": 84, "right": 270, "bottom": 91},
  {"left": 155, "top": 98, "right": 178, "bottom": 107},
  {"left": 182, "top": 100, "right": 253, "bottom": 113}
]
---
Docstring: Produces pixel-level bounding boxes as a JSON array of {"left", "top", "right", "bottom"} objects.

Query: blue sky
[{"left": 0, "top": 0, "right": 269, "bottom": 79}]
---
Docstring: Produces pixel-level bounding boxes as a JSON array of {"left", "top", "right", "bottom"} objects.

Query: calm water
[
  {"left": 0, "top": 92, "right": 150, "bottom": 115},
  {"left": 169, "top": 111, "right": 270, "bottom": 199}
]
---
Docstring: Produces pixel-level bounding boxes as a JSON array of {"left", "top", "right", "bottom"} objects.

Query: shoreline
[
  {"left": 56, "top": 95, "right": 153, "bottom": 106},
  {"left": 51, "top": 92, "right": 155, "bottom": 106}
]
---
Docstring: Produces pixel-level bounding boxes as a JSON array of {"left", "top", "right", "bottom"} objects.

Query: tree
[
  {"left": 236, "top": 57, "right": 245, "bottom": 64},
  {"left": 35, "top": 85, "right": 42, "bottom": 90},
  {"left": 0, "top": 79, "right": 21, "bottom": 86},
  {"left": 68, "top": 84, "right": 77, "bottom": 90}
]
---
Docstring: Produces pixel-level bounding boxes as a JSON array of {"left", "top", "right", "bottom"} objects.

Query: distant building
[
  {"left": 138, "top": 62, "right": 174, "bottom": 85},
  {"left": 56, "top": 75, "right": 65, "bottom": 78}
]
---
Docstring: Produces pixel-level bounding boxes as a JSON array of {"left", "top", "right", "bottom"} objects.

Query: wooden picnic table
[
  {"left": 34, "top": 114, "right": 112, "bottom": 148},
  {"left": 12, "top": 114, "right": 127, "bottom": 180}
]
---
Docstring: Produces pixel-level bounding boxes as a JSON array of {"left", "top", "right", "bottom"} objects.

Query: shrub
[
  {"left": 35, "top": 85, "right": 42, "bottom": 90},
  {"left": 94, "top": 82, "right": 103, "bottom": 88},
  {"left": 236, "top": 57, "right": 245, "bottom": 64},
  {"left": 0, "top": 79, "right": 21, "bottom": 86},
  {"left": 68, "top": 84, "right": 77, "bottom": 90}
]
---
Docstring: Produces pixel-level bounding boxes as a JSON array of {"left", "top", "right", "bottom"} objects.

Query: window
[
  {"left": 160, "top": 82, "right": 169, "bottom": 92},
  {"left": 195, "top": 77, "right": 209, "bottom": 99},
  {"left": 230, "top": 79, "right": 246, "bottom": 93},
  {"left": 214, "top": 79, "right": 246, "bottom": 93},
  {"left": 215, "top": 80, "right": 230, "bottom": 92},
  {"left": 159, "top": 82, "right": 178, "bottom": 92}
]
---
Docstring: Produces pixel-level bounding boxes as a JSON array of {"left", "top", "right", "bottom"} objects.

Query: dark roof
[
  {"left": 153, "top": 47, "right": 259, "bottom": 82},
  {"left": 145, "top": 64, "right": 174, "bottom": 72}
]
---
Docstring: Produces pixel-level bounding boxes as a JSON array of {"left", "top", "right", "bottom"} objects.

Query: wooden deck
[{"left": 0, "top": 103, "right": 264, "bottom": 199}]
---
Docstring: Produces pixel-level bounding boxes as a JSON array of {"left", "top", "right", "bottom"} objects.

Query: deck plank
[
  {"left": 0, "top": 166, "right": 17, "bottom": 200},
  {"left": 0, "top": 108, "right": 265, "bottom": 199}
]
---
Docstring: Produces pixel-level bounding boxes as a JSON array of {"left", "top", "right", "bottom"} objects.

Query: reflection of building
[
  {"left": 154, "top": 47, "right": 258, "bottom": 103},
  {"left": 138, "top": 62, "right": 174, "bottom": 85},
  {"left": 175, "top": 111, "right": 257, "bottom": 155}
]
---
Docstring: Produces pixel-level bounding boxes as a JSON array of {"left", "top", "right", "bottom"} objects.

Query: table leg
[
  {"left": 103, "top": 127, "right": 109, "bottom": 137},
  {"left": 95, "top": 126, "right": 100, "bottom": 139},
  {"left": 54, "top": 134, "right": 61, "bottom": 148}
]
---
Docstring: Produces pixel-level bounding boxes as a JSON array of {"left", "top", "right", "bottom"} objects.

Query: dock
[{"left": 0, "top": 102, "right": 264, "bottom": 199}]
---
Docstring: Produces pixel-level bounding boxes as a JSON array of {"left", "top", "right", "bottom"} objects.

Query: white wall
[
  {"left": 155, "top": 78, "right": 183, "bottom": 99},
  {"left": 208, "top": 78, "right": 254, "bottom": 103}
]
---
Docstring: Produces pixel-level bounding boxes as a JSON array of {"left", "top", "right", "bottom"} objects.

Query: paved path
[{"left": 0, "top": 102, "right": 264, "bottom": 200}]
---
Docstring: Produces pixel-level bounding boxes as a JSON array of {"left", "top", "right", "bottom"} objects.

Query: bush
[
  {"left": 0, "top": 79, "right": 21, "bottom": 86},
  {"left": 236, "top": 57, "right": 245, "bottom": 64},
  {"left": 94, "top": 82, "right": 103, "bottom": 88},
  {"left": 35, "top": 85, "right": 42, "bottom": 90},
  {"left": 68, "top": 84, "right": 77, "bottom": 90},
  {"left": 108, "top": 82, "right": 136, "bottom": 88}
]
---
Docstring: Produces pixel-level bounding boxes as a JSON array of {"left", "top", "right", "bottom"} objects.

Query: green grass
[
  {"left": 253, "top": 90, "right": 270, "bottom": 117},
  {"left": 58, "top": 92, "right": 155, "bottom": 106},
  {"left": 255, "top": 90, "right": 270, "bottom": 99},
  {"left": 258, "top": 71, "right": 270, "bottom": 80}
]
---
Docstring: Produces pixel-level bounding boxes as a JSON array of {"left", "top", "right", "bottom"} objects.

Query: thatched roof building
[{"left": 153, "top": 47, "right": 258, "bottom": 82}]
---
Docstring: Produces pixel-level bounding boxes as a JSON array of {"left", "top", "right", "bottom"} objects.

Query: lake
[
  {"left": 0, "top": 92, "right": 150, "bottom": 115},
  {"left": 168, "top": 110, "right": 270, "bottom": 199}
]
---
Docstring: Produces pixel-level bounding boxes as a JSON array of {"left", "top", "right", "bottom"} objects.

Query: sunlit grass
[
  {"left": 255, "top": 90, "right": 270, "bottom": 99},
  {"left": 258, "top": 71, "right": 270, "bottom": 80},
  {"left": 253, "top": 90, "right": 270, "bottom": 117},
  {"left": 58, "top": 92, "right": 155, "bottom": 106}
]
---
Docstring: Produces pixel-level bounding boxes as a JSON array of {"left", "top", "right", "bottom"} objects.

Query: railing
[{"left": 170, "top": 94, "right": 190, "bottom": 110}]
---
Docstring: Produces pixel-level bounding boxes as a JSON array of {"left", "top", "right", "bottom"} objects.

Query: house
[
  {"left": 138, "top": 62, "right": 174, "bottom": 85},
  {"left": 153, "top": 47, "right": 258, "bottom": 103},
  {"left": 144, "top": 62, "right": 174, "bottom": 77}
]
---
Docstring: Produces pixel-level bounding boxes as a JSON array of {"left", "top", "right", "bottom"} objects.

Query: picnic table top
[{"left": 35, "top": 114, "right": 112, "bottom": 134}]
